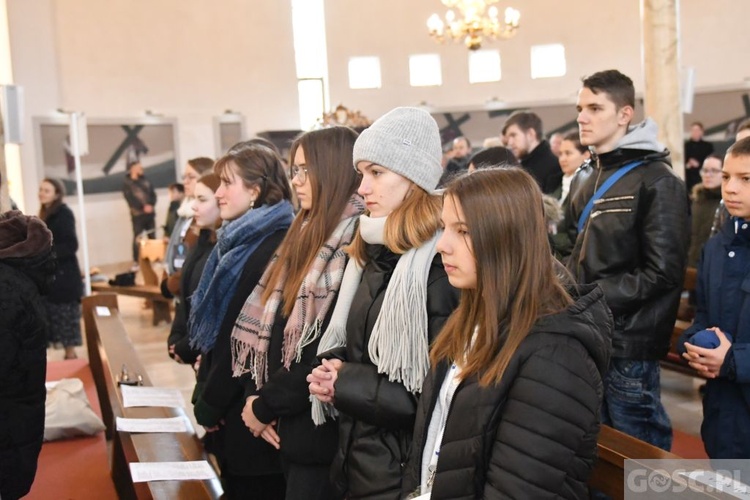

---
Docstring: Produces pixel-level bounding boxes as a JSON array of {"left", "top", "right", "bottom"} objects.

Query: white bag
[{"left": 44, "top": 378, "right": 106, "bottom": 441}]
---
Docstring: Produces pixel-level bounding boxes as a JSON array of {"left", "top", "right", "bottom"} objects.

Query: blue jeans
[{"left": 601, "top": 359, "right": 673, "bottom": 451}]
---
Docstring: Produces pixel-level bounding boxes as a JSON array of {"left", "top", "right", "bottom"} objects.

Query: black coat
[
  {"left": 565, "top": 148, "right": 689, "bottom": 360},
  {"left": 521, "top": 140, "right": 563, "bottom": 195},
  {"left": 326, "top": 244, "right": 460, "bottom": 500},
  {"left": 402, "top": 285, "right": 612, "bottom": 499},
  {"left": 192, "top": 229, "right": 286, "bottom": 477},
  {"left": 44, "top": 204, "right": 82, "bottom": 303},
  {"left": 168, "top": 228, "right": 215, "bottom": 365},
  {"left": 0, "top": 254, "right": 53, "bottom": 500},
  {"left": 248, "top": 303, "right": 338, "bottom": 467}
]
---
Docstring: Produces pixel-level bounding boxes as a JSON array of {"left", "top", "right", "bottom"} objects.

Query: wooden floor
[{"left": 49, "top": 279, "right": 706, "bottom": 447}]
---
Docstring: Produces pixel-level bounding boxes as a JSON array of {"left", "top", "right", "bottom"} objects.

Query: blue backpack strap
[{"left": 577, "top": 160, "right": 643, "bottom": 233}]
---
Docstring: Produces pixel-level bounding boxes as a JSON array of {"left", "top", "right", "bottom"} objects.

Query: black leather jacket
[{"left": 565, "top": 145, "right": 689, "bottom": 360}]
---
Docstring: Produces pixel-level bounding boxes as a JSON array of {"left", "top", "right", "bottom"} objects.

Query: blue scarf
[{"left": 188, "top": 200, "right": 294, "bottom": 352}]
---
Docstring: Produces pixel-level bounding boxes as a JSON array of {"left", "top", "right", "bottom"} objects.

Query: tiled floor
[{"left": 50, "top": 282, "right": 705, "bottom": 444}]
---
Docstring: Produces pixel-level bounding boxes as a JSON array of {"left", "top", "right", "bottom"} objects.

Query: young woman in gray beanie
[{"left": 308, "top": 107, "right": 460, "bottom": 500}]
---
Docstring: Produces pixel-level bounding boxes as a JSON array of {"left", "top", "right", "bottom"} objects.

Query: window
[
  {"left": 291, "top": 0, "right": 329, "bottom": 129},
  {"left": 297, "top": 78, "right": 325, "bottom": 132},
  {"left": 530, "top": 44, "right": 566, "bottom": 79},
  {"left": 469, "top": 49, "right": 501, "bottom": 83},
  {"left": 348, "top": 56, "right": 382, "bottom": 89},
  {"left": 409, "top": 54, "right": 442, "bottom": 87}
]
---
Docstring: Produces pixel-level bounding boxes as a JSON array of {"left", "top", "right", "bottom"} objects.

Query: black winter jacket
[
  {"left": 521, "top": 140, "right": 563, "bottom": 195},
  {"left": 122, "top": 174, "right": 157, "bottom": 217},
  {"left": 192, "top": 229, "right": 286, "bottom": 477},
  {"left": 565, "top": 125, "right": 688, "bottom": 360},
  {"left": 168, "top": 228, "right": 215, "bottom": 365},
  {"left": 402, "top": 284, "right": 612, "bottom": 499},
  {"left": 326, "top": 244, "right": 460, "bottom": 500},
  {"left": 247, "top": 303, "right": 338, "bottom": 467},
  {"left": 0, "top": 213, "right": 54, "bottom": 500},
  {"left": 43, "top": 204, "right": 82, "bottom": 303}
]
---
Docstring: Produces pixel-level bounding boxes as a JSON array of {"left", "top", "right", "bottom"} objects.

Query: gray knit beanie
[{"left": 352, "top": 107, "right": 443, "bottom": 192}]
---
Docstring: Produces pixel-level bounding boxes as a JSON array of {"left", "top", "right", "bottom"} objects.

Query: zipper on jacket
[
  {"left": 594, "top": 195, "right": 635, "bottom": 204},
  {"left": 591, "top": 208, "right": 633, "bottom": 218}
]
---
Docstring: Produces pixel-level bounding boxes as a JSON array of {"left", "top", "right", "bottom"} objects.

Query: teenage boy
[
  {"left": 680, "top": 138, "right": 750, "bottom": 458},
  {"left": 565, "top": 69, "right": 689, "bottom": 450}
]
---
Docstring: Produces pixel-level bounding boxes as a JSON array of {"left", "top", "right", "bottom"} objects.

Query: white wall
[
  {"left": 325, "top": 0, "right": 750, "bottom": 119},
  {"left": 7, "top": 0, "right": 299, "bottom": 267}
]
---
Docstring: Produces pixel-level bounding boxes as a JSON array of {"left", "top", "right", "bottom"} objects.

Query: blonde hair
[{"left": 348, "top": 186, "right": 441, "bottom": 265}]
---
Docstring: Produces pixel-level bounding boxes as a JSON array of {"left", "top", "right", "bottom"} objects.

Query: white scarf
[
  {"left": 311, "top": 214, "right": 440, "bottom": 425},
  {"left": 176, "top": 197, "right": 194, "bottom": 218}
]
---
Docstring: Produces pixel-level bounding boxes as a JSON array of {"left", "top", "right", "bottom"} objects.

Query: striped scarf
[{"left": 230, "top": 195, "right": 365, "bottom": 386}]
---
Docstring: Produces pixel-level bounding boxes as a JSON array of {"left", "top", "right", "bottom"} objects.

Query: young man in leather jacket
[{"left": 564, "top": 69, "right": 689, "bottom": 451}]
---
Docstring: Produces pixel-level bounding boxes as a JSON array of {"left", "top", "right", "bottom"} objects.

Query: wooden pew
[
  {"left": 589, "top": 426, "right": 718, "bottom": 499},
  {"left": 83, "top": 294, "right": 222, "bottom": 500},
  {"left": 90, "top": 281, "right": 171, "bottom": 326}
]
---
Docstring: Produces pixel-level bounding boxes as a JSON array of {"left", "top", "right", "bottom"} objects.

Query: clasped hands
[
  {"left": 682, "top": 327, "right": 731, "bottom": 379},
  {"left": 307, "top": 358, "right": 343, "bottom": 404},
  {"left": 241, "top": 395, "right": 281, "bottom": 449}
]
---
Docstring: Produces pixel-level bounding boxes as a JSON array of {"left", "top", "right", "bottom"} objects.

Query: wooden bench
[
  {"left": 589, "top": 426, "right": 717, "bottom": 498},
  {"left": 83, "top": 294, "right": 222, "bottom": 500},
  {"left": 91, "top": 281, "right": 171, "bottom": 326}
]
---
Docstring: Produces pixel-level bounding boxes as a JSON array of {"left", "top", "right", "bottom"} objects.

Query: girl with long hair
[
  {"left": 307, "top": 107, "right": 460, "bottom": 500},
  {"left": 229, "top": 126, "right": 364, "bottom": 500},
  {"left": 402, "top": 168, "right": 612, "bottom": 499},
  {"left": 167, "top": 172, "right": 221, "bottom": 367},
  {"left": 189, "top": 142, "right": 293, "bottom": 499},
  {"left": 38, "top": 177, "right": 83, "bottom": 359}
]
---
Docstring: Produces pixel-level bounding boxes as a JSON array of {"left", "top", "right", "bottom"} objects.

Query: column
[{"left": 641, "top": 0, "right": 684, "bottom": 179}]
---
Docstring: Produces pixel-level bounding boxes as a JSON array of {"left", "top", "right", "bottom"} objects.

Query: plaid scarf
[{"left": 230, "top": 195, "right": 365, "bottom": 386}]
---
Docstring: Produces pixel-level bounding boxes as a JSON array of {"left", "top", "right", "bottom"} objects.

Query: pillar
[{"left": 641, "top": 0, "right": 684, "bottom": 179}]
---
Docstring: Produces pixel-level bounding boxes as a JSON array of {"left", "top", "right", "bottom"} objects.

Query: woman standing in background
[{"left": 38, "top": 178, "right": 83, "bottom": 360}]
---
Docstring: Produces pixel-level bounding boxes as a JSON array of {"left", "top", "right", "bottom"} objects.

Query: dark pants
[
  {"left": 222, "top": 472, "right": 286, "bottom": 500},
  {"left": 281, "top": 459, "right": 337, "bottom": 500},
  {"left": 601, "top": 359, "right": 673, "bottom": 451},
  {"left": 130, "top": 214, "right": 156, "bottom": 262}
]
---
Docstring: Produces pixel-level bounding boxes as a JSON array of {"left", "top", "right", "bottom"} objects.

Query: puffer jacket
[
  {"left": 0, "top": 211, "right": 54, "bottom": 500},
  {"left": 565, "top": 119, "right": 689, "bottom": 360},
  {"left": 326, "top": 243, "right": 460, "bottom": 500},
  {"left": 402, "top": 284, "right": 612, "bottom": 499}
]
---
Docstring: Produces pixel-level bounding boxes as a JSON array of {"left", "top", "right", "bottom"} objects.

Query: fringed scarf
[
  {"left": 188, "top": 200, "right": 294, "bottom": 353},
  {"left": 230, "top": 195, "right": 366, "bottom": 386},
  {"left": 311, "top": 214, "right": 441, "bottom": 425}
]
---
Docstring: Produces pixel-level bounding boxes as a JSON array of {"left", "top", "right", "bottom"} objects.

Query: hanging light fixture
[{"left": 427, "top": 0, "right": 520, "bottom": 51}]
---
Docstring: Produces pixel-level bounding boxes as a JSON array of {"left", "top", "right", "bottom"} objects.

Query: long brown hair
[
  {"left": 38, "top": 178, "right": 66, "bottom": 221},
  {"left": 347, "top": 186, "right": 442, "bottom": 265},
  {"left": 430, "top": 168, "right": 573, "bottom": 386},
  {"left": 262, "top": 127, "right": 361, "bottom": 315}
]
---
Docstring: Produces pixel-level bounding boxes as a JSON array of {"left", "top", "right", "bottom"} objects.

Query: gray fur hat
[{"left": 352, "top": 107, "right": 443, "bottom": 192}]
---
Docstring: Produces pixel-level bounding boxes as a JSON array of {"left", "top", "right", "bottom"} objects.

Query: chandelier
[{"left": 427, "top": 0, "right": 520, "bottom": 51}]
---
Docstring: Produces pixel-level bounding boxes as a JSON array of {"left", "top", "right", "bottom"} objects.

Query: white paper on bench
[
  {"left": 120, "top": 385, "right": 186, "bottom": 408},
  {"left": 129, "top": 461, "right": 217, "bottom": 482},
  {"left": 116, "top": 416, "right": 189, "bottom": 433},
  {"left": 95, "top": 306, "right": 111, "bottom": 316}
]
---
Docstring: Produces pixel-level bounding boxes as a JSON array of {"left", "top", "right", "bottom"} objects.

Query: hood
[
  {"left": 0, "top": 210, "right": 56, "bottom": 293},
  {"left": 0, "top": 210, "right": 53, "bottom": 260},
  {"left": 531, "top": 283, "right": 613, "bottom": 376},
  {"left": 615, "top": 118, "right": 665, "bottom": 153},
  {"left": 691, "top": 183, "right": 722, "bottom": 202}
]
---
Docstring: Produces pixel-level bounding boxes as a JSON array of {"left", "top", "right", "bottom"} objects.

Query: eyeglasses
[
  {"left": 291, "top": 165, "right": 308, "bottom": 183},
  {"left": 182, "top": 174, "right": 199, "bottom": 182},
  {"left": 699, "top": 168, "right": 722, "bottom": 176}
]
